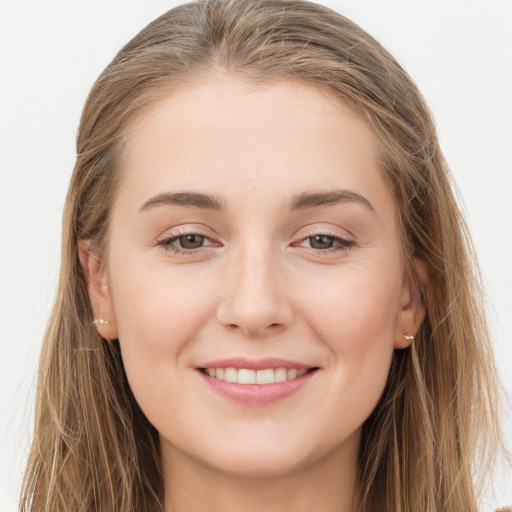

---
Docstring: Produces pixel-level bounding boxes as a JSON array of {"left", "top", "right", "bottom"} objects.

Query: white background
[{"left": 0, "top": 1, "right": 510, "bottom": 510}]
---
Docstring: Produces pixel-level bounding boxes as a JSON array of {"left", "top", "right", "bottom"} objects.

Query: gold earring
[
  {"left": 402, "top": 330, "right": 414, "bottom": 342},
  {"left": 92, "top": 319, "right": 111, "bottom": 326}
]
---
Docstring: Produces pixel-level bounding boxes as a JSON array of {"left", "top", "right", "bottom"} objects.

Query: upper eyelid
[
  {"left": 299, "top": 227, "right": 352, "bottom": 237},
  {"left": 158, "top": 226, "right": 216, "bottom": 240},
  {"left": 296, "top": 227, "right": 355, "bottom": 243},
  {"left": 158, "top": 227, "right": 351, "bottom": 240}
]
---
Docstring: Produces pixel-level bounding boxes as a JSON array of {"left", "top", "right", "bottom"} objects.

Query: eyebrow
[
  {"left": 139, "top": 192, "right": 227, "bottom": 212},
  {"left": 138, "top": 189, "right": 374, "bottom": 213},
  {"left": 287, "top": 189, "right": 374, "bottom": 212}
]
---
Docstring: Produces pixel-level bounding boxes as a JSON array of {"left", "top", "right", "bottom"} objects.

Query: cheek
[
  {"left": 112, "top": 260, "right": 216, "bottom": 350},
  {"left": 301, "top": 261, "right": 401, "bottom": 348},
  {"left": 108, "top": 260, "right": 216, "bottom": 407},
  {"left": 297, "top": 260, "right": 401, "bottom": 416}
]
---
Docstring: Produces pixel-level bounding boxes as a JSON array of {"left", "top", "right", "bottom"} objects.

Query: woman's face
[{"left": 86, "top": 76, "right": 422, "bottom": 478}]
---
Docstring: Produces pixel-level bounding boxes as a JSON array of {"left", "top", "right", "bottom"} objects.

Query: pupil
[
  {"left": 180, "top": 234, "right": 204, "bottom": 249},
  {"left": 311, "top": 235, "right": 333, "bottom": 249}
]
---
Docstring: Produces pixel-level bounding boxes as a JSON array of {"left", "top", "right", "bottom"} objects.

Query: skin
[{"left": 81, "top": 75, "right": 425, "bottom": 512}]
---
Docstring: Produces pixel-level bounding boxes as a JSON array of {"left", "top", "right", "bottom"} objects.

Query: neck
[{"left": 161, "top": 434, "right": 360, "bottom": 512}]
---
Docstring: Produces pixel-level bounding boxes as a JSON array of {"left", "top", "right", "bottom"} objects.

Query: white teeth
[
  {"left": 224, "top": 367, "right": 237, "bottom": 383},
  {"left": 256, "top": 369, "right": 275, "bottom": 384},
  {"left": 238, "top": 369, "right": 256, "bottom": 384},
  {"left": 275, "top": 367, "right": 287, "bottom": 382},
  {"left": 204, "top": 366, "right": 312, "bottom": 384},
  {"left": 287, "top": 368, "right": 298, "bottom": 380}
]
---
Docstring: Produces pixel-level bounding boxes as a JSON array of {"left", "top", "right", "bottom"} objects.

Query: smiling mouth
[{"left": 199, "top": 367, "right": 319, "bottom": 385}]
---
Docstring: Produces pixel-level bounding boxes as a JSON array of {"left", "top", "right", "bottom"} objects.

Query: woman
[{"left": 19, "top": 0, "right": 504, "bottom": 511}]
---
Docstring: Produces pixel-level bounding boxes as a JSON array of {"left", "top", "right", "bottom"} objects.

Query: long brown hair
[{"left": 20, "top": 1, "right": 502, "bottom": 510}]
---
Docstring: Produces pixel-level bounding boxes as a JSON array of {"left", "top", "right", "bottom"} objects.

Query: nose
[{"left": 216, "top": 246, "right": 294, "bottom": 337}]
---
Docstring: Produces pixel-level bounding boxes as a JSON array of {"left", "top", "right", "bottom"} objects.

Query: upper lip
[{"left": 198, "top": 357, "right": 315, "bottom": 371}]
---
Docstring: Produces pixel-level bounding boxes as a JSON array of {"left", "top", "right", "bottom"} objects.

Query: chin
[
  {"left": 203, "top": 448, "right": 309, "bottom": 479},
  {"left": 191, "top": 433, "right": 343, "bottom": 479}
]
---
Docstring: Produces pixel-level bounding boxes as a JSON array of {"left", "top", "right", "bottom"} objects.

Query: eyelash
[{"left": 157, "top": 229, "right": 355, "bottom": 256}]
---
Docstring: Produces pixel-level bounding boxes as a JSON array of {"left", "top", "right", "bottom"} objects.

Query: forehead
[{"left": 115, "top": 75, "right": 393, "bottom": 218}]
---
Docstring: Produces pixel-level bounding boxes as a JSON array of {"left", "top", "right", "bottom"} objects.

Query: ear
[
  {"left": 78, "top": 240, "right": 118, "bottom": 340},
  {"left": 393, "top": 257, "right": 429, "bottom": 349}
]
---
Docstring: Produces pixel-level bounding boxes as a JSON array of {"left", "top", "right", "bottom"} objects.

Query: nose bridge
[{"left": 217, "top": 237, "right": 292, "bottom": 336}]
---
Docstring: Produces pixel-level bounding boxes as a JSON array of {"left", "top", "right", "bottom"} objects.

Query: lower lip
[{"left": 198, "top": 369, "right": 317, "bottom": 405}]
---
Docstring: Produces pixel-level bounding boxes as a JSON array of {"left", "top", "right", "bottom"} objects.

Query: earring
[
  {"left": 92, "top": 319, "right": 111, "bottom": 326},
  {"left": 402, "top": 330, "right": 414, "bottom": 342}
]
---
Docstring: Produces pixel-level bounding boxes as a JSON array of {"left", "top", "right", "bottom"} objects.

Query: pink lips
[{"left": 197, "top": 357, "right": 318, "bottom": 405}]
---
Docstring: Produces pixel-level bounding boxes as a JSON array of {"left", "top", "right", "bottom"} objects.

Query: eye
[
  {"left": 176, "top": 234, "right": 207, "bottom": 249},
  {"left": 296, "top": 233, "right": 354, "bottom": 253},
  {"left": 308, "top": 235, "right": 338, "bottom": 250},
  {"left": 157, "top": 230, "right": 218, "bottom": 254}
]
